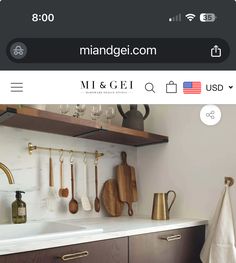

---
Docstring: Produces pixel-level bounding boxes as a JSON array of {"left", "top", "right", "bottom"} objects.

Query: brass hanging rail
[{"left": 28, "top": 142, "right": 104, "bottom": 158}]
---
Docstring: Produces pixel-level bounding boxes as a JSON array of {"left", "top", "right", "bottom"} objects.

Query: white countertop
[{"left": 0, "top": 217, "right": 207, "bottom": 256}]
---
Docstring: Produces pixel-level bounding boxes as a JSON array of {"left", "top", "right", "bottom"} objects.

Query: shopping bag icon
[{"left": 166, "top": 81, "right": 177, "bottom": 93}]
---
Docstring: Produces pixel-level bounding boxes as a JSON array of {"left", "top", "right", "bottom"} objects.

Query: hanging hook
[
  {"left": 225, "top": 177, "right": 234, "bottom": 187},
  {"left": 94, "top": 151, "right": 98, "bottom": 166},
  {"left": 83, "top": 152, "right": 87, "bottom": 164},
  {"left": 70, "top": 151, "right": 74, "bottom": 164},
  {"left": 59, "top": 150, "right": 64, "bottom": 162}
]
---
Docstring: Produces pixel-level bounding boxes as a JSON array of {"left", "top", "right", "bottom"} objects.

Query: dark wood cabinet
[
  {"left": 0, "top": 226, "right": 205, "bottom": 263},
  {"left": 129, "top": 226, "right": 205, "bottom": 263},
  {"left": 0, "top": 237, "right": 128, "bottom": 263}
]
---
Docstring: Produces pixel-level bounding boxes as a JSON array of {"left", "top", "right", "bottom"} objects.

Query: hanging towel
[{"left": 200, "top": 184, "right": 236, "bottom": 263}]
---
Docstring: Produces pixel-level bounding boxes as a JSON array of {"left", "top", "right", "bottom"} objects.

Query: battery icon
[{"left": 200, "top": 13, "right": 217, "bottom": 22}]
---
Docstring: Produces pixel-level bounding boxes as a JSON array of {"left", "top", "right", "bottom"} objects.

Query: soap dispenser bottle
[{"left": 12, "top": 191, "right": 27, "bottom": 224}]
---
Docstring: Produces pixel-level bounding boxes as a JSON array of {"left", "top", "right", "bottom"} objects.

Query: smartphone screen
[{"left": 0, "top": 1, "right": 236, "bottom": 258}]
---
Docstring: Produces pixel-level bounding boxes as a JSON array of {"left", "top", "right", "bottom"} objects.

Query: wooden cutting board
[
  {"left": 101, "top": 179, "right": 124, "bottom": 217},
  {"left": 116, "top": 151, "right": 138, "bottom": 216}
]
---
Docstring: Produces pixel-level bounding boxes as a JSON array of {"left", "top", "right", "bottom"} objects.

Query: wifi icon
[{"left": 185, "top": 13, "right": 196, "bottom": 21}]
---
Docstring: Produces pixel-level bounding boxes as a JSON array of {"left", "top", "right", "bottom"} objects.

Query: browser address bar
[{"left": 7, "top": 38, "right": 229, "bottom": 63}]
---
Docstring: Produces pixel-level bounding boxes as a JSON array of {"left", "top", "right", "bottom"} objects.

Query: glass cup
[
  {"left": 91, "top": 105, "right": 103, "bottom": 121},
  {"left": 73, "top": 104, "right": 86, "bottom": 118},
  {"left": 59, "top": 104, "right": 70, "bottom": 115},
  {"left": 105, "top": 107, "right": 116, "bottom": 124}
]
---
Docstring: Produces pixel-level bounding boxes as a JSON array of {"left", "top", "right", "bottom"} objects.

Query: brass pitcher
[{"left": 151, "top": 190, "right": 176, "bottom": 220}]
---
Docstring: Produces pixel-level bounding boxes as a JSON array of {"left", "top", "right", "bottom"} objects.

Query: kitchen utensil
[
  {"left": 101, "top": 179, "right": 124, "bottom": 217},
  {"left": 94, "top": 157, "right": 100, "bottom": 212},
  {"left": 47, "top": 152, "right": 57, "bottom": 212},
  {"left": 151, "top": 190, "right": 176, "bottom": 220},
  {"left": 81, "top": 155, "right": 92, "bottom": 211},
  {"left": 58, "top": 158, "right": 69, "bottom": 198},
  {"left": 116, "top": 151, "right": 137, "bottom": 216},
  {"left": 69, "top": 163, "right": 78, "bottom": 214}
]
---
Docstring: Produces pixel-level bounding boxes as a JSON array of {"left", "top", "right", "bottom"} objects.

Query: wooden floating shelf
[
  {"left": 0, "top": 105, "right": 168, "bottom": 147},
  {"left": 0, "top": 105, "right": 99, "bottom": 137},
  {"left": 80, "top": 123, "right": 168, "bottom": 146}
]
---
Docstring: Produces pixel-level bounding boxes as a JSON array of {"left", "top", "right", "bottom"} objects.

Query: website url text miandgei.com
[{"left": 79, "top": 44, "right": 158, "bottom": 58}]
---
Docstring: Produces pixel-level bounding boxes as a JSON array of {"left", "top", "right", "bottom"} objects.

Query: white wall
[
  {"left": 137, "top": 105, "right": 236, "bottom": 221},
  {"left": 0, "top": 124, "right": 136, "bottom": 223}
]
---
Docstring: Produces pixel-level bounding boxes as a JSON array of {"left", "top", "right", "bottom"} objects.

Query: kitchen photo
[{"left": 0, "top": 104, "right": 235, "bottom": 263}]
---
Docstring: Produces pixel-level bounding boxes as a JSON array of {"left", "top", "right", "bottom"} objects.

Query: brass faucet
[{"left": 0, "top": 162, "right": 15, "bottom": 184}]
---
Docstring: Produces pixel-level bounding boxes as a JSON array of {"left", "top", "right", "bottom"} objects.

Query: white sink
[{"left": 0, "top": 221, "right": 103, "bottom": 243}]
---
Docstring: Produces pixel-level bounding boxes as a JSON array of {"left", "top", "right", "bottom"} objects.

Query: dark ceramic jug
[{"left": 117, "top": 105, "right": 150, "bottom": 131}]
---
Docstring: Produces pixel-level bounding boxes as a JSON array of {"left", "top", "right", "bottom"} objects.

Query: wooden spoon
[
  {"left": 94, "top": 163, "right": 100, "bottom": 212},
  {"left": 58, "top": 159, "right": 69, "bottom": 198},
  {"left": 69, "top": 163, "right": 78, "bottom": 214}
]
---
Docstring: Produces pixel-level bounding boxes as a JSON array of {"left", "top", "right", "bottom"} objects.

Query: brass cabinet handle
[
  {"left": 160, "top": 234, "right": 182, "bottom": 242},
  {"left": 60, "top": 251, "right": 89, "bottom": 261}
]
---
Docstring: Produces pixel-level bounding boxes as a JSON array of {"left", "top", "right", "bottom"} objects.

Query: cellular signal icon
[
  {"left": 185, "top": 13, "right": 196, "bottom": 21},
  {"left": 169, "top": 13, "right": 182, "bottom": 22}
]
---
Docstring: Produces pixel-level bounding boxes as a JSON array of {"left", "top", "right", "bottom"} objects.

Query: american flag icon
[{"left": 183, "top": 82, "right": 201, "bottom": 94}]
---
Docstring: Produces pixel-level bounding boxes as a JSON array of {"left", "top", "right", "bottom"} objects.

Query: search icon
[{"left": 145, "top": 82, "right": 155, "bottom": 93}]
